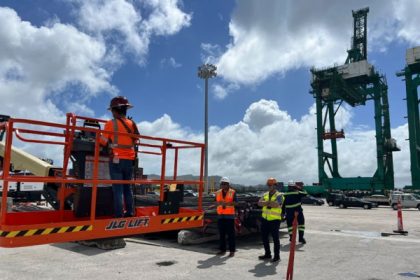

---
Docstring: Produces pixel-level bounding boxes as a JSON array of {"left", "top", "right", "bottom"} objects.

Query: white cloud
[
  {"left": 394, "top": 1, "right": 420, "bottom": 44},
  {"left": 0, "top": 7, "right": 114, "bottom": 122},
  {"left": 76, "top": 0, "right": 191, "bottom": 64},
  {"left": 0, "top": 3, "right": 191, "bottom": 163},
  {"left": 138, "top": 99, "right": 411, "bottom": 187},
  {"left": 0, "top": 1, "right": 192, "bottom": 121},
  {"left": 214, "top": 0, "right": 420, "bottom": 87},
  {"left": 212, "top": 82, "right": 239, "bottom": 100},
  {"left": 65, "top": 102, "right": 95, "bottom": 117},
  {"left": 0, "top": 7, "right": 114, "bottom": 166},
  {"left": 137, "top": 115, "right": 202, "bottom": 177},
  {"left": 213, "top": 84, "right": 228, "bottom": 99},
  {"left": 139, "top": 114, "right": 198, "bottom": 140},
  {"left": 201, "top": 43, "right": 222, "bottom": 64},
  {"left": 161, "top": 57, "right": 182, "bottom": 68},
  {"left": 142, "top": 0, "right": 192, "bottom": 36},
  {"left": 243, "top": 99, "right": 291, "bottom": 131},
  {"left": 389, "top": 124, "right": 412, "bottom": 185}
]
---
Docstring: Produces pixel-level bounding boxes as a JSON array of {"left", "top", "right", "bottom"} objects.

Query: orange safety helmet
[
  {"left": 108, "top": 96, "right": 133, "bottom": 110},
  {"left": 266, "top": 177, "right": 277, "bottom": 186}
]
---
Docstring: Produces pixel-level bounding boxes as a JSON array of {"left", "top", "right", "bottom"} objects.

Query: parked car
[
  {"left": 336, "top": 197, "right": 374, "bottom": 209},
  {"left": 362, "top": 194, "right": 390, "bottom": 206},
  {"left": 390, "top": 193, "right": 420, "bottom": 210},
  {"left": 302, "top": 195, "right": 324, "bottom": 205},
  {"left": 326, "top": 193, "right": 346, "bottom": 206},
  {"left": 183, "top": 190, "right": 198, "bottom": 197},
  {"left": 146, "top": 191, "right": 159, "bottom": 196},
  {"left": 238, "top": 193, "right": 254, "bottom": 198}
]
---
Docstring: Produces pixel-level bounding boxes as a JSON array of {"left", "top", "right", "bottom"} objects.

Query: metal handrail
[
  {"left": 15, "top": 129, "right": 67, "bottom": 145},
  {"left": 0, "top": 114, "right": 205, "bottom": 225}
]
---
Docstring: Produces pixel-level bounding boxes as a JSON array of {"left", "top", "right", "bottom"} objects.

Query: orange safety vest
[
  {"left": 100, "top": 118, "right": 137, "bottom": 160},
  {"left": 216, "top": 188, "right": 235, "bottom": 215}
]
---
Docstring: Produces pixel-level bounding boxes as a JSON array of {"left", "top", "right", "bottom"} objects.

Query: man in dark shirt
[{"left": 282, "top": 180, "right": 307, "bottom": 244}]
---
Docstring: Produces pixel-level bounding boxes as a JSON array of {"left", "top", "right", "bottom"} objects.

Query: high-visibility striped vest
[
  {"left": 283, "top": 190, "right": 307, "bottom": 209},
  {"left": 100, "top": 118, "right": 137, "bottom": 160},
  {"left": 216, "top": 188, "right": 235, "bottom": 215},
  {"left": 262, "top": 191, "right": 283, "bottom": 221}
]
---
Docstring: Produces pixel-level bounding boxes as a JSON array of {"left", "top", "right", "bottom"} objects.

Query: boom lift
[
  {"left": 310, "top": 7, "right": 399, "bottom": 194},
  {"left": 397, "top": 47, "right": 420, "bottom": 192},
  {"left": 0, "top": 113, "right": 205, "bottom": 248},
  {"left": 0, "top": 137, "right": 53, "bottom": 202}
]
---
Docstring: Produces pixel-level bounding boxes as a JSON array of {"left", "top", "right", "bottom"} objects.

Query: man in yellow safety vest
[{"left": 258, "top": 177, "right": 284, "bottom": 262}]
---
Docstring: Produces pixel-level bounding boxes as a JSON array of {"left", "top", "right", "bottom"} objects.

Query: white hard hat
[
  {"left": 287, "top": 180, "right": 295, "bottom": 186},
  {"left": 220, "top": 177, "right": 230, "bottom": 184}
]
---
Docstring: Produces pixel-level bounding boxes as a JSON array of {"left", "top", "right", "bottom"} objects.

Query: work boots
[
  {"left": 271, "top": 255, "right": 280, "bottom": 262},
  {"left": 298, "top": 231, "right": 306, "bottom": 244},
  {"left": 258, "top": 254, "right": 272, "bottom": 260}
]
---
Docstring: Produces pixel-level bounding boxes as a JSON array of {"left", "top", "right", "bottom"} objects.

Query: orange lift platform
[{"left": 0, "top": 113, "right": 205, "bottom": 248}]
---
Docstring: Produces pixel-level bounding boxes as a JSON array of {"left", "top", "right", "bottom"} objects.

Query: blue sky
[
  {"left": 0, "top": 0, "right": 419, "bottom": 186},
  {"left": 4, "top": 0, "right": 407, "bottom": 130},
  {"left": 1, "top": 0, "right": 238, "bottom": 129}
]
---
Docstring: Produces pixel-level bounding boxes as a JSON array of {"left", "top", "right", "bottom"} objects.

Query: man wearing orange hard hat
[{"left": 257, "top": 177, "right": 284, "bottom": 262}]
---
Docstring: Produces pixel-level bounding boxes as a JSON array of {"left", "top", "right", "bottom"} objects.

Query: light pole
[{"left": 198, "top": 63, "right": 217, "bottom": 194}]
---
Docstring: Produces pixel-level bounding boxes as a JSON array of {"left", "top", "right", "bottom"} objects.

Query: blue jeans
[{"left": 109, "top": 159, "right": 134, "bottom": 218}]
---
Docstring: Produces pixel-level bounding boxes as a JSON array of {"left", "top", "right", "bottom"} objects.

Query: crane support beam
[{"left": 397, "top": 46, "right": 420, "bottom": 191}]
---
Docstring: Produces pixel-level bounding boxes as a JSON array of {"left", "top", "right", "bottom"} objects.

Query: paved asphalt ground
[{"left": 1, "top": 205, "right": 419, "bottom": 280}]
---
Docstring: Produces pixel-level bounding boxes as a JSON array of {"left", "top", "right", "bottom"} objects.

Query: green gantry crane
[
  {"left": 310, "top": 7, "right": 400, "bottom": 193},
  {"left": 397, "top": 47, "right": 420, "bottom": 192}
]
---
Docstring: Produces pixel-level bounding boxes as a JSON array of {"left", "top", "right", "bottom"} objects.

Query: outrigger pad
[{"left": 77, "top": 237, "right": 126, "bottom": 250}]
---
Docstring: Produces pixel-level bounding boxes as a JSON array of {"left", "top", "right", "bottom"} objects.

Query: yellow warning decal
[
  {"left": 161, "top": 215, "right": 204, "bottom": 224},
  {"left": 0, "top": 225, "right": 93, "bottom": 238}
]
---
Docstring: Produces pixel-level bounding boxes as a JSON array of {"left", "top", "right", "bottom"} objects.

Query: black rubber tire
[
  {"left": 339, "top": 203, "right": 344, "bottom": 209},
  {"left": 392, "top": 204, "right": 398, "bottom": 210}
]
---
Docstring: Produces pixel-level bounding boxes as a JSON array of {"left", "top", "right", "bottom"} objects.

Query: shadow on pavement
[
  {"left": 280, "top": 242, "right": 305, "bottom": 252},
  {"left": 50, "top": 242, "right": 110, "bottom": 256},
  {"left": 197, "top": 255, "right": 229, "bottom": 269},
  {"left": 248, "top": 260, "right": 280, "bottom": 277}
]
